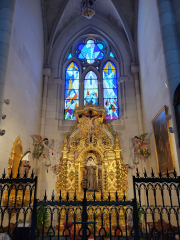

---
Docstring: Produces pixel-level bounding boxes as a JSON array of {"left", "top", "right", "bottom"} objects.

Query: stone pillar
[
  {"left": 79, "top": 82, "right": 84, "bottom": 106},
  {"left": 0, "top": 0, "right": 16, "bottom": 125},
  {"left": 40, "top": 68, "right": 51, "bottom": 137},
  {"left": 131, "top": 63, "right": 143, "bottom": 135},
  {"left": 172, "top": 0, "right": 180, "bottom": 48},
  {"left": 99, "top": 82, "right": 103, "bottom": 106},
  {"left": 157, "top": 0, "right": 180, "bottom": 170}
]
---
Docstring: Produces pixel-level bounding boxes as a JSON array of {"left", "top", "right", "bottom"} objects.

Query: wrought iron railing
[
  {"left": 0, "top": 168, "right": 179, "bottom": 240},
  {"left": 134, "top": 168, "right": 180, "bottom": 240}
]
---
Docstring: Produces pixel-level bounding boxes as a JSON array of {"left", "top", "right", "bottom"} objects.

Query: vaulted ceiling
[{"left": 41, "top": 0, "right": 137, "bottom": 64}]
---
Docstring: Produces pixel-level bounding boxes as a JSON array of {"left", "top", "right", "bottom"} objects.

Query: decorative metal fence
[
  {"left": 134, "top": 168, "right": 180, "bottom": 240},
  {"left": 0, "top": 168, "right": 179, "bottom": 240}
]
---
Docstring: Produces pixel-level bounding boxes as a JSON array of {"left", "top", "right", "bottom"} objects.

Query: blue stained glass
[
  {"left": 78, "top": 53, "right": 84, "bottom": 60},
  {"left": 68, "top": 53, "right": 72, "bottom": 59},
  {"left": 97, "top": 43, "right": 104, "bottom": 50},
  {"left": 103, "top": 61, "right": 119, "bottom": 119},
  {"left": 64, "top": 109, "right": 76, "bottom": 120},
  {"left": 65, "top": 80, "right": 79, "bottom": 90},
  {"left": 78, "top": 44, "right": 84, "bottom": 51},
  {"left": 103, "top": 88, "right": 118, "bottom": 99},
  {"left": 65, "top": 99, "right": 79, "bottom": 110},
  {"left": 84, "top": 89, "right": 98, "bottom": 99},
  {"left": 104, "top": 98, "right": 118, "bottom": 108},
  {"left": 84, "top": 80, "right": 98, "bottom": 89},
  {"left": 65, "top": 62, "right": 79, "bottom": 120},
  {"left": 84, "top": 71, "right": 98, "bottom": 105},
  {"left": 84, "top": 99, "right": 98, "bottom": 105},
  {"left": 103, "top": 79, "right": 117, "bottom": 89},
  {"left": 105, "top": 108, "right": 119, "bottom": 120},
  {"left": 78, "top": 39, "right": 104, "bottom": 64},
  {"left": 110, "top": 52, "right": 114, "bottom": 58},
  {"left": 65, "top": 89, "right": 79, "bottom": 99},
  {"left": 97, "top": 52, "right": 104, "bottom": 59}
]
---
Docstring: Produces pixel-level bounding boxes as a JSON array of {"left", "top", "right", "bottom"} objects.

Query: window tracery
[{"left": 64, "top": 38, "right": 119, "bottom": 120}]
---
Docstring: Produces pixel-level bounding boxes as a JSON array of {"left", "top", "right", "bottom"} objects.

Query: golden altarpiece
[{"left": 56, "top": 105, "right": 128, "bottom": 200}]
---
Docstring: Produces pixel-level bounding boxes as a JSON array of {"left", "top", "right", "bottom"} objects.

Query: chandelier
[{"left": 81, "top": 0, "right": 97, "bottom": 19}]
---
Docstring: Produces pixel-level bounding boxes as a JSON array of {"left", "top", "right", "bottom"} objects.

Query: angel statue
[
  {"left": 132, "top": 133, "right": 150, "bottom": 158},
  {"left": 31, "top": 135, "right": 53, "bottom": 160}
]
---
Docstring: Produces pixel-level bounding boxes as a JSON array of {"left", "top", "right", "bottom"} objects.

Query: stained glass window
[
  {"left": 68, "top": 53, "right": 72, "bottom": 59},
  {"left": 84, "top": 71, "right": 98, "bottom": 105},
  {"left": 64, "top": 62, "right": 79, "bottom": 120},
  {"left": 77, "top": 39, "right": 104, "bottom": 64},
  {"left": 110, "top": 52, "right": 114, "bottom": 58},
  {"left": 103, "top": 61, "right": 119, "bottom": 119}
]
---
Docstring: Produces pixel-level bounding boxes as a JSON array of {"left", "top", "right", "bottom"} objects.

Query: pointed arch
[
  {"left": 84, "top": 70, "right": 99, "bottom": 106},
  {"left": 103, "top": 60, "right": 119, "bottom": 119},
  {"left": 64, "top": 61, "right": 80, "bottom": 120}
]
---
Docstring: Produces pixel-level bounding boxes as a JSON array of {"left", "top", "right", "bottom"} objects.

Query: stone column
[
  {"left": 157, "top": 0, "right": 180, "bottom": 169},
  {"left": 131, "top": 63, "right": 143, "bottom": 135},
  {"left": 172, "top": 0, "right": 180, "bottom": 49},
  {"left": 0, "top": 0, "right": 16, "bottom": 125},
  {"left": 79, "top": 82, "right": 84, "bottom": 107},
  {"left": 157, "top": 0, "right": 180, "bottom": 97},
  {"left": 99, "top": 82, "right": 103, "bottom": 106},
  {"left": 40, "top": 68, "right": 51, "bottom": 137}
]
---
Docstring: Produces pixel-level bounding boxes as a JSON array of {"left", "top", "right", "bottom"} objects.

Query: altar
[{"left": 56, "top": 105, "right": 128, "bottom": 200}]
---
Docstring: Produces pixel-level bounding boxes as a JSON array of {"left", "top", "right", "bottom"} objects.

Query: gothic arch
[
  {"left": 45, "top": 0, "right": 135, "bottom": 64},
  {"left": 54, "top": 23, "right": 127, "bottom": 80}
]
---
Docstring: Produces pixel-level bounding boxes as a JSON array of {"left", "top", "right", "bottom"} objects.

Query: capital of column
[
  {"left": 131, "top": 62, "right": 139, "bottom": 75},
  {"left": 43, "top": 67, "right": 51, "bottom": 77}
]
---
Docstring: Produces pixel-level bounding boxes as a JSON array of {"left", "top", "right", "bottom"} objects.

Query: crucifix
[{"left": 82, "top": 111, "right": 100, "bottom": 142}]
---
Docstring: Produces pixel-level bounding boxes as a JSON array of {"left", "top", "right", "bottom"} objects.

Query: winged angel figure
[
  {"left": 31, "top": 135, "right": 54, "bottom": 160},
  {"left": 132, "top": 133, "right": 150, "bottom": 158}
]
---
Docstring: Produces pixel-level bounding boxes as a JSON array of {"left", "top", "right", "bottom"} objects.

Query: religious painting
[{"left": 152, "top": 106, "right": 175, "bottom": 174}]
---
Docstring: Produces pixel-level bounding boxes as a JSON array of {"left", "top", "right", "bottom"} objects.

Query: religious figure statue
[
  {"left": 84, "top": 157, "right": 98, "bottom": 191},
  {"left": 132, "top": 133, "right": 150, "bottom": 158},
  {"left": 82, "top": 114, "right": 100, "bottom": 141},
  {"left": 31, "top": 135, "right": 52, "bottom": 160},
  {"left": 74, "top": 151, "right": 79, "bottom": 160},
  {"left": 19, "top": 150, "right": 31, "bottom": 178}
]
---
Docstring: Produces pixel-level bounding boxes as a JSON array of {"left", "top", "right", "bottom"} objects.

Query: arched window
[
  {"left": 103, "top": 61, "right": 119, "bottom": 119},
  {"left": 84, "top": 71, "right": 98, "bottom": 105},
  {"left": 64, "top": 37, "right": 119, "bottom": 120},
  {"left": 64, "top": 62, "right": 79, "bottom": 120}
]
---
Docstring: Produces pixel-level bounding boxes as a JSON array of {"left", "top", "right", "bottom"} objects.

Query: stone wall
[
  {"left": 138, "top": 0, "right": 180, "bottom": 175},
  {"left": 0, "top": 0, "right": 44, "bottom": 197}
]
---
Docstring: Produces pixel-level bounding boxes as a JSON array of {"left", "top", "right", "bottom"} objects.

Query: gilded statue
[{"left": 84, "top": 157, "right": 98, "bottom": 191}]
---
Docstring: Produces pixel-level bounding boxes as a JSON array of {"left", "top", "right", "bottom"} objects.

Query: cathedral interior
[{"left": 0, "top": 0, "right": 180, "bottom": 239}]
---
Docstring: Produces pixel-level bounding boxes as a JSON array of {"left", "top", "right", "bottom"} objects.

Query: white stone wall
[
  {"left": 138, "top": 0, "right": 180, "bottom": 175},
  {"left": 39, "top": 15, "right": 142, "bottom": 201},
  {"left": 0, "top": 0, "right": 44, "bottom": 194}
]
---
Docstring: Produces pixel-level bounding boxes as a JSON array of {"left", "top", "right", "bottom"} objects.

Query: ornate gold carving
[{"left": 56, "top": 105, "right": 128, "bottom": 199}]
